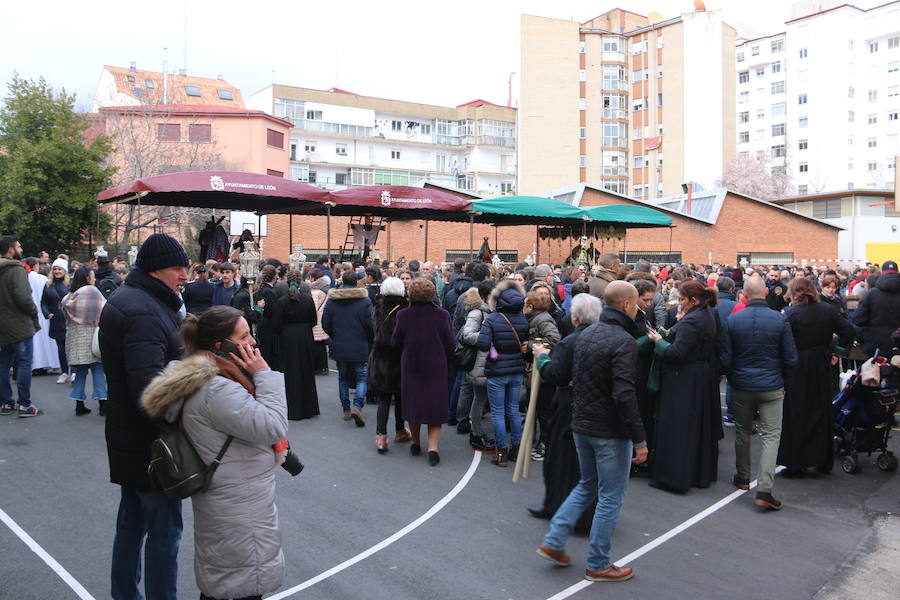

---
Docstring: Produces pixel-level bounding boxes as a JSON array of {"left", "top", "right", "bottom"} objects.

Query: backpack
[
  {"left": 148, "top": 399, "right": 233, "bottom": 499},
  {"left": 97, "top": 277, "right": 118, "bottom": 299}
]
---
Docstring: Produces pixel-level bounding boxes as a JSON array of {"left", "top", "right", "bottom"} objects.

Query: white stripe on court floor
[
  {"left": 545, "top": 466, "right": 786, "bottom": 600},
  {"left": 0, "top": 506, "right": 96, "bottom": 600},
  {"left": 269, "top": 450, "right": 482, "bottom": 599}
]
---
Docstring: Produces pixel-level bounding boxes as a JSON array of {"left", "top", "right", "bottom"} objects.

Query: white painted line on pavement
[
  {"left": 0, "top": 506, "right": 96, "bottom": 600},
  {"left": 269, "top": 450, "right": 482, "bottom": 599},
  {"left": 545, "top": 466, "right": 786, "bottom": 600}
]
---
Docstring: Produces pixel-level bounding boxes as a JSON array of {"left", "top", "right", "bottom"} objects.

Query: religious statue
[
  {"left": 568, "top": 236, "right": 591, "bottom": 270},
  {"left": 524, "top": 250, "right": 536, "bottom": 267},
  {"left": 289, "top": 243, "right": 307, "bottom": 272},
  {"left": 491, "top": 254, "right": 502, "bottom": 269},
  {"left": 127, "top": 245, "right": 138, "bottom": 266}
]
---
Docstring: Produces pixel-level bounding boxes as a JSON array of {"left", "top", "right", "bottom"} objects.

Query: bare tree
[
  {"left": 717, "top": 155, "right": 795, "bottom": 200},
  {"left": 100, "top": 103, "right": 234, "bottom": 256}
]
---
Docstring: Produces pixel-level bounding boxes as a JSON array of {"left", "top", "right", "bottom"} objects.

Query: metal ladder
[{"left": 338, "top": 215, "right": 384, "bottom": 263}]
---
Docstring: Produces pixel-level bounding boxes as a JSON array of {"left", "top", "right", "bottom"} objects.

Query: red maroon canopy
[
  {"left": 97, "top": 171, "right": 330, "bottom": 212},
  {"left": 317, "top": 185, "right": 473, "bottom": 220}
]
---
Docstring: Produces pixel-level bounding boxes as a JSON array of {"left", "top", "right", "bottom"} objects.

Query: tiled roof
[{"left": 103, "top": 65, "right": 244, "bottom": 107}]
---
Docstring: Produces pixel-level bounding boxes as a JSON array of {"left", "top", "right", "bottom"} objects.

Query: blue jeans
[
  {"left": 337, "top": 361, "right": 367, "bottom": 411},
  {"left": 111, "top": 487, "right": 182, "bottom": 600},
  {"left": 0, "top": 337, "right": 33, "bottom": 407},
  {"left": 69, "top": 362, "right": 107, "bottom": 401},
  {"left": 486, "top": 373, "right": 523, "bottom": 448},
  {"left": 543, "top": 434, "right": 633, "bottom": 571}
]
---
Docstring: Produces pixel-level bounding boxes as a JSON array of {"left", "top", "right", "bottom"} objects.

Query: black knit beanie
[{"left": 135, "top": 233, "right": 189, "bottom": 273}]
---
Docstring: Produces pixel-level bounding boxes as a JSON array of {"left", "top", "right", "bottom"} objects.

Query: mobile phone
[
  {"left": 218, "top": 339, "right": 240, "bottom": 356},
  {"left": 645, "top": 321, "right": 654, "bottom": 332}
]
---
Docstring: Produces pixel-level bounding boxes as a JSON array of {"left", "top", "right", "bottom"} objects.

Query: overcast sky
[{"left": 1, "top": 0, "right": 873, "bottom": 111}]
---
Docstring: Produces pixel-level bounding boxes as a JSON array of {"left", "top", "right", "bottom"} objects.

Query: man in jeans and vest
[
  {"left": 721, "top": 275, "right": 798, "bottom": 510},
  {"left": 100, "top": 233, "right": 189, "bottom": 599},
  {"left": 535, "top": 281, "right": 647, "bottom": 582}
]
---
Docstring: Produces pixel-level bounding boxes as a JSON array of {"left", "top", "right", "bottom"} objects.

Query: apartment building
[
  {"left": 519, "top": 7, "right": 735, "bottom": 198},
  {"left": 736, "top": 1, "right": 900, "bottom": 195},
  {"left": 246, "top": 86, "right": 517, "bottom": 197}
]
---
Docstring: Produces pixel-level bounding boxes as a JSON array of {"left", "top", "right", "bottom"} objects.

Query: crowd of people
[{"left": 2, "top": 229, "right": 898, "bottom": 595}]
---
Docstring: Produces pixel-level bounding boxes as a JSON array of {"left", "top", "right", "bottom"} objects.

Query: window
[
  {"left": 799, "top": 48, "right": 808, "bottom": 58},
  {"left": 266, "top": 169, "right": 283, "bottom": 178},
  {"left": 145, "top": 79, "right": 155, "bottom": 89},
  {"left": 632, "top": 42, "right": 643, "bottom": 55},
  {"left": 157, "top": 123, "right": 180, "bottom": 142},
  {"left": 266, "top": 128, "right": 284, "bottom": 148},
  {"left": 633, "top": 155, "right": 646, "bottom": 168},
  {"left": 335, "top": 173, "right": 348, "bottom": 185},
  {"left": 188, "top": 124, "right": 211, "bottom": 143},
  {"left": 772, "top": 166, "right": 786, "bottom": 176},
  {"left": 391, "top": 120, "right": 402, "bottom": 131},
  {"left": 335, "top": 143, "right": 347, "bottom": 156},
  {"left": 798, "top": 94, "right": 808, "bottom": 104},
  {"left": 848, "top": 87, "right": 855, "bottom": 99},
  {"left": 602, "top": 36, "right": 622, "bottom": 52},
  {"left": 870, "top": 42, "right": 879, "bottom": 53},
  {"left": 752, "top": 46, "right": 759, "bottom": 56},
  {"left": 799, "top": 117, "right": 808, "bottom": 128},
  {"left": 739, "top": 91, "right": 749, "bottom": 104},
  {"left": 739, "top": 151, "right": 750, "bottom": 159},
  {"left": 579, "top": 41, "right": 585, "bottom": 54},
  {"left": 184, "top": 85, "right": 201, "bottom": 97},
  {"left": 771, "top": 144, "right": 786, "bottom": 157},
  {"left": 848, "top": 111, "right": 855, "bottom": 122},
  {"left": 289, "top": 142, "right": 296, "bottom": 160},
  {"left": 657, "top": 65, "right": 663, "bottom": 78},
  {"left": 771, "top": 39, "right": 784, "bottom": 52},
  {"left": 868, "top": 137, "right": 877, "bottom": 148},
  {"left": 813, "top": 198, "right": 842, "bottom": 218},
  {"left": 799, "top": 139, "right": 808, "bottom": 150},
  {"left": 308, "top": 170, "right": 317, "bottom": 183},
  {"left": 771, "top": 81, "right": 785, "bottom": 94},
  {"left": 799, "top": 163, "right": 808, "bottom": 172},
  {"left": 848, "top": 159, "right": 855, "bottom": 170},
  {"left": 798, "top": 185, "right": 808, "bottom": 195},
  {"left": 579, "top": 99, "right": 587, "bottom": 110},
  {"left": 739, "top": 131, "right": 750, "bottom": 143},
  {"left": 869, "top": 114, "right": 878, "bottom": 124},
  {"left": 869, "top": 90, "right": 878, "bottom": 102},
  {"left": 306, "top": 110, "right": 322, "bottom": 120},
  {"left": 633, "top": 126, "right": 643, "bottom": 140},
  {"left": 738, "top": 70, "right": 749, "bottom": 83},
  {"left": 771, "top": 102, "right": 786, "bottom": 116},
  {"left": 756, "top": 68, "right": 765, "bottom": 78},
  {"left": 772, "top": 60, "right": 782, "bottom": 73},
  {"left": 868, "top": 161, "right": 878, "bottom": 171},
  {"left": 889, "top": 86, "right": 899, "bottom": 98},
  {"left": 890, "top": 111, "right": 900, "bottom": 121},
  {"left": 739, "top": 111, "right": 749, "bottom": 123},
  {"left": 756, "top": 109, "right": 766, "bottom": 120},
  {"left": 889, "top": 61, "right": 899, "bottom": 73},
  {"left": 658, "top": 93, "right": 663, "bottom": 107},
  {"left": 772, "top": 123, "right": 785, "bottom": 136},
  {"left": 391, "top": 149, "right": 401, "bottom": 160},
  {"left": 849, "top": 137, "right": 854, "bottom": 146},
  {"left": 304, "top": 141, "right": 316, "bottom": 153},
  {"left": 579, "top": 127, "right": 586, "bottom": 139},
  {"left": 889, "top": 36, "right": 899, "bottom": 49},
  {"left": 578, "top": 70, "right": 586, "bottom": 81},
  {"left": 756, "top": 149, "right": 766, "bottom": 159},
  {"left": 421, "top": 123, "right": 432, "bottom": 135},
  {"left": 216, "top": 88, "right": 233, "bottom": 101},
  {"left": 756, "top": 128, "right": 765, "bottom": 140},
  {"left": 633, "top": 98, "right": 644, "bottom": 112},
  {"left": 737, "top": 52, "right": 744, "bottom": 62},
  {"left": 579, "top": 156, "right": 586, "bottom": 168}
]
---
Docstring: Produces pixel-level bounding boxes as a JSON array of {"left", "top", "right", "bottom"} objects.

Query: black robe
[
  {"left": 271, "top": 293, "right": 320, "bottom": 420},
  {"left": 633, "top": 309, "right": 658, "bottom": 466},
  {"left": 778, "top": 302, "right": 855, "bottom": 471},
  {"left": 256, "top": 282, "right": 280, "bottom": 371},
  {"left": 651, "top": 305, "right": 723, "bottom": 492}
]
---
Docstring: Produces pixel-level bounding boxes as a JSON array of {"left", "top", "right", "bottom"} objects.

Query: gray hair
[
  {"left": 571, "top": 293, "right": 602, "bottom": 326},
  {"left": 535, "top": 264, "right": 552, "bottom": 278},
  {"left": 380, "top": 276, "right": 405, "bottom": 297}
]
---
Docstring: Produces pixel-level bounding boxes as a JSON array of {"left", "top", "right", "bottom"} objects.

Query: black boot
[
  {"left": 75, "top": 400, "right": 92, "bottom": 416},
  {"left": 98, "top": 400, "right": 107, "bottom": 417}
]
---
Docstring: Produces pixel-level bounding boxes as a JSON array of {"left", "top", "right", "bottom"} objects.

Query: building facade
[
  {"left": 735, "top": 1, "right": 900, "bottom": 195},
  {"left": 519, "top": 7, "right": 736, "bottom": 198}
]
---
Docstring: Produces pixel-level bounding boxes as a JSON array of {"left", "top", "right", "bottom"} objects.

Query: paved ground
[{"left": 1, "top": 369, "right": 898, "bottom": 600}]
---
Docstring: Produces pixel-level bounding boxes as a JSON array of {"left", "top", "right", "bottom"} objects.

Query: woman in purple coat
[{"left": 391, "top": 278, "right": 456, "bottom": 466}]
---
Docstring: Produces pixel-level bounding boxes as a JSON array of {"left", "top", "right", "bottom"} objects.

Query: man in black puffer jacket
[
  {"left": 537, "top": 281, "right": 646, "bottom": 583},
  {"left": 853, "top": 260, "right": 900, "bottom": 357},
  {"left": 99, "top": 233, "right": 189, "bottom": 600}
]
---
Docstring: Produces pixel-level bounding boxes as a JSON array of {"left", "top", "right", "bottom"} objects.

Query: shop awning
[{"left": 470, "top": 196, "right": 590, "bottom": 225}]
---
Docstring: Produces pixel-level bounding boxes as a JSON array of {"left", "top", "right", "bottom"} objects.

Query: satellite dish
[
  {"left": 694, "top": 0, "right": 707, "bottom": 10},
  {"left": 648, "top": 11, "right": 663, "bottom": 24}
]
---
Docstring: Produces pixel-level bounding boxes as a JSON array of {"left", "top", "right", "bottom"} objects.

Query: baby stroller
[{"left": 832, "top": 355, "right": 898, "bottom": 474}]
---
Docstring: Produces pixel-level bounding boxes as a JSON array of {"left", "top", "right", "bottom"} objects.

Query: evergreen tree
[{"left": 0, "top": 74, "right": 115, "bottom": 256}]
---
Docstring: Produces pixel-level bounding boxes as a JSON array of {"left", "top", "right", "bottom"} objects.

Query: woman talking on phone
[{"left": 141, "top": 306, "right": 289, "bottom": 600}]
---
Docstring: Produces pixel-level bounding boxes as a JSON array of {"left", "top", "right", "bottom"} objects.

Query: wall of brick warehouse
[{"left": 578, "top": 189, "right": 839, "bottom": 265}]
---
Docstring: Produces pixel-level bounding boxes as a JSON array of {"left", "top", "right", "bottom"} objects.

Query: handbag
[
  {"left": 452, "top": 328, "right": 478, "bottom": 372},
  {"left": 91, "top": 327, "right": 102, "bottom": 361}
]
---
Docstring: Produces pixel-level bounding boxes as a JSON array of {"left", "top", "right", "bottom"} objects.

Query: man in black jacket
[
  {"left": 99, "top": 233, "right": 189, "bottom": 600},
  {"left": 853, "top": 260, "right": 900, "bottom": 357},
  {"left": 537, "top": 281, "right": 647, "bottom": 583},
  {"left": 181, "top": 264, "right": 214, "bottom": 315}
]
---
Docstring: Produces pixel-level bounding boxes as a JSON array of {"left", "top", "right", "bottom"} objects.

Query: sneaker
[
  {"left": 69, "top": 373, "right": 76, "bottom": 384},
  {"left": 56, "top": 373, "right": 68, "bottom": 384},
  {"left": 584, "top": 565, "right": 634, "bottom": 582},
  {"left": 732, "top": 475, "right": 750, "bottom": 490},
  {"left": 0, "top": 403, "right": 16, "bottom": 416},
  {"left": 536, "top": 545, "right": 571, "bottom": 567},
  {"left": 469, "top": 434, "right": 496, "bottom": 453},
  {"left": 17, "top": 405, "right": 44, "bottom": 418},
  {"left": 754, "top": 491, "right": 783, "bottom": 511},
  {"left": 531, "top": 442, "right": 546, "bottom": 462},
  {"left": 723, "top": 415, "right": 735, "bottom": 427}
]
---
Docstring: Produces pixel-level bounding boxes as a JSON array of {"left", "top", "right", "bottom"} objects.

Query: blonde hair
[{"left": 47, "top": 266, "right": 69, "bottom": 288}]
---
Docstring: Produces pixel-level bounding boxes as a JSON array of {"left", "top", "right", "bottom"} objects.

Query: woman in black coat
[
  {"left": 779, "top": 277, "right": 855, "bottom": 475},
  {"left": 648, "top": 280, "right": 723, "bottom": 492},
  {"left": 229, "top": 277, "right": 262, "bottom": 330},
  {"left": 41, "top": 261, "right": 70, "bottom": 380},
  {"left": 368, "top": 276, "right": 410, "bottom": 453},
  {"left": 270, "top": 272, "right": 319, "bottom": 420},
  {"left": 255, "top": 265, "right": 280, "bottom": 371}
]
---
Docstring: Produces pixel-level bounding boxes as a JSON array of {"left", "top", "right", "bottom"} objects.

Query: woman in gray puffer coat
[
  {"left": 460, "top": 281, "right": 496, "bottom": 452},
  {"left": 141, "top": 306, "right": 289, "bottom": 600}
]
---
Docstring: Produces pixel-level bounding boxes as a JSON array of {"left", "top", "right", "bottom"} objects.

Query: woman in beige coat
[
  {"left": 309, "top": 268, "right": 330, "bottom": 374},
  {"left": 60, "top": 266, "right": 106, "bottom": 416}
]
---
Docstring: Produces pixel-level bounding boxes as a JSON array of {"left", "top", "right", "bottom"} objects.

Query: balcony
[
  {"left": 476, "top": 135, "right": 515, "bottom": 147},
  {"left": 602, "top": 108, "right": 627, "bottom": 120},
  {"left": 602, "top": 166, "right": 628, "bottom": 176},
  {"left": 601, "top": 80, "right": 629, "bottom": 92},
  {"left": 289, "top": 118, "right": 375, "bottom": 137},
  {"left": 602, "top": 137, "right": 628, "bottom": 148}
]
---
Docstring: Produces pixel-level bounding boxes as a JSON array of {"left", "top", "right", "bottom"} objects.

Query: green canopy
[
  {"left": 470, "top": 196, "right": 589, "bottom": 225},
  {"left": 580, "top": 204, "right": 672, "bottom": 227}
]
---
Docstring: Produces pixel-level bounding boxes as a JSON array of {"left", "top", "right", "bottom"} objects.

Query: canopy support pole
[
  {"left": 494, "top": 225, "right": 498, "bottom": 263},
  {"left": 468, "top": 214, "right": 474, "bottom": 261},
  {"left": 326, "top": 204, "right": 332, "bottom": 260},
  {"left": 288, "top": 214, "right": 293, "bottom": 259},
  {"left": 535, "top": 227, "right": 540, "bottom": 264},
  {"left": 623, "top": 231, "right": 628, "bottom": 264},
  {"left": 424, "top": 220, "right": 429, "bottom": 263}
]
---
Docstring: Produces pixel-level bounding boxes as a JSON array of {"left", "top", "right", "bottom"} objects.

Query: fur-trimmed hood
[
  {"left": 327, "top": 286, "right": 369, "bottom": 301},
  {"left": 141, "top": 354, "right": 219, "bottom": 418},
  {"left": 462, "top": 286, "right": 484, "bottom": 311},
  {"left": 488, "top": 279, "right": 525, "bottom": 313}
]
